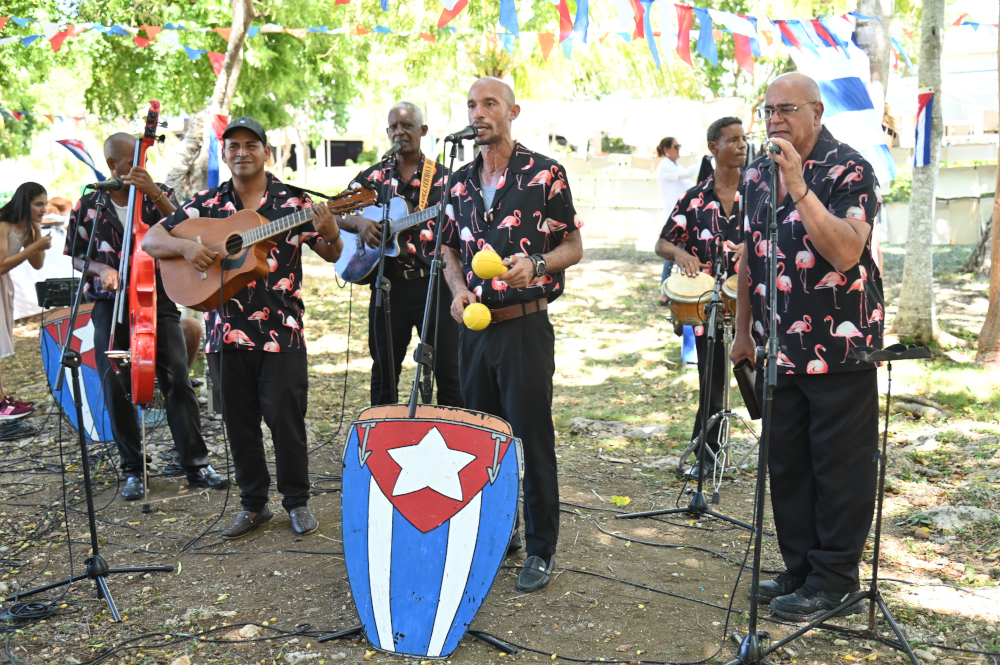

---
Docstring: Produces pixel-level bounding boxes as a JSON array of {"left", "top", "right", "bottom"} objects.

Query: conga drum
[
  {"left": 722, "top": 274, "right": 739, "bottom": 317},
  {"left": 662, "top": 272, "right": 715, "bottom": 326}
]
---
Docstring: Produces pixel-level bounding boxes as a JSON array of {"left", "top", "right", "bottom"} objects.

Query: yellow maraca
[
  {"left": 463, "top": 302, "right": 492, "bottom": 330},
  {"left": 471, "top": 249, "right": 508, "bottom": 280}
]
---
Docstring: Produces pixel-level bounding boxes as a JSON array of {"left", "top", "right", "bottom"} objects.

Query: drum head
[
  {"left": 723, "top": 274, "right": 739, "bottom": 299},
  {"left": 664, "top": 272, "right": 715, "bottom": 302}
]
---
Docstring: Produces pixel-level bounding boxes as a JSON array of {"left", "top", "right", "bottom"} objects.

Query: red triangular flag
[
  {"left": 11, "top": 111, "right": 23, "bottom": 121},
  {"left": 675, "top": 5, "right": 693, "bottom": 67},
  {"left": 437, "top": 0, "right": 469, "bottom": 29},
  {"left": 335, "top": 0, "right": 351, "bottom": 4},
  {"left": 811, "top": 19, "right": 838, "bottom": 51},
  {"left": 951, "top": 12, "right": 968, "bottom": 26},
  {"left": 555, "top": 0, "right": 574, "bottom": 41},
  {"left": 353, "top": 24, "right": 371, "bottom": 35},
  {"left": 207, "top": 52, "right": 227, "bottom": 76},
  {"left": 214, "top": 27, "right": 232, "bottom": 41},
  {"left": 734, "top": 34, "right": 753, "bottom": 74},
  {"left": 142, "top": 25, "right": 162, "bottom": 40},
  {"left": 212, "top": 114, "right": 229, "bottom": 143},
  {"left": 0, "top": 17, "right": 9, "bottom": 32},
  {"left": 134, "top": 36, "right": 154, "bottom": 47},
  {"left": 775, "top": 20, "right": 803, "bottom": 50},
  {"left": 50, "top": 30, "right": 71, "bottom": 52},
  {"left": 538, "top": 32, "right": 556, "bottom": 60},
  {"left": 44, "top": 114, "right": 54, "bottom": 122},
  {"left": 419, "top": 31, "right": 436, "bottom": 43},
  {"left": 629, "top": 0, "right": 645, "bottom": 39}
]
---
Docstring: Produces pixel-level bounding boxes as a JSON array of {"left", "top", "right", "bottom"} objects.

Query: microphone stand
[
  {"left": 407, "top": 139, "right": 460, "bottom": 417},
  {"left": 373, "top": 150, "right": 397, "bottom": 403},
  {"left": 15, "top": 189, "right": 172, "bottom": 618}
]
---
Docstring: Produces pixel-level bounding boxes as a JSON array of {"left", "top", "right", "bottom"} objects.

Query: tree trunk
[
  {"left": 854, "top": 0, "right": 894, "bottom": 110},
  {"left": 892, "top": 0, "right": 943, "bottom": 345},
  {"left": 976, "top": 10, "right": 1000, "bottom": 367},
  {"left": 166, "top": 0, "right": 254, "bottom": 199}
]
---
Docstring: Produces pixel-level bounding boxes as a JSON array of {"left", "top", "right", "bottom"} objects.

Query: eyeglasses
[
  {"left": 669, "top": 144, "right": 681, "bottom": 150},
  {"left": 757, "top": 101, "right": 818, "bottom": 120}
]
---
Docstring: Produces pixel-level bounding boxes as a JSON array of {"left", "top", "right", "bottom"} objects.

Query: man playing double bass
[
  {"left": 143, "top": 117, "right": 343, "bottom": 539},
  {"left": 339, "top": 102, "right": 462, "bottom": 408},
  {"left": 65, "top": 133, "right": 228, "bottom": 501}
]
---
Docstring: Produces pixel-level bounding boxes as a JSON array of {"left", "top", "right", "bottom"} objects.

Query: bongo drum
[
  {"left": 723, "top": 274, "right": 739, "bottom": 317},
  {"left": 662, "top": 272, "right": 714, "bottom": 326}
]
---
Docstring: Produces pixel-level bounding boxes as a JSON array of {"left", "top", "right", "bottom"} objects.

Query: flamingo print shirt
[
  {"left": 64, "top": 184, "right": 178, "bottom": 301},
  {"left": 738, "top": 127, "right": 884, "bottom": 374},
  {"left": 157, "top": 173, "right": 322, "bottom": 354},
  {"left": 444, "top": 142, "right": 583, "bottom": 308},
  {"left": 349, "top": 155, "right": 447, "bottom": 272}
]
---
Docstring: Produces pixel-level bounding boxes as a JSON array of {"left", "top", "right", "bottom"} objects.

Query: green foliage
[
  {"left": 601, "top": 134, "right": 632, "bottom": 154},
  {"left": 884, "top": 165, "right": 912, "bottom": 203}
]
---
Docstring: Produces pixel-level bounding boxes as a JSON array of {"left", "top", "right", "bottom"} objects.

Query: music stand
[{"left": 8, "top": 190, "right": 173, "bottom": 620}]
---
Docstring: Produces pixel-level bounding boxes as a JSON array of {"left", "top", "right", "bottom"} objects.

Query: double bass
[{"left": 108, "top": 100, "right": 162, "bottom": 405}]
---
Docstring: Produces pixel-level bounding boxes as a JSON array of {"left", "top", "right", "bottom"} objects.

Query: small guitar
[
  {"left": 159, "top": 188, "right": 375, "bottom": 311},
  {"left": 333, "top": 197, "right": 441, "bottom": 284}
]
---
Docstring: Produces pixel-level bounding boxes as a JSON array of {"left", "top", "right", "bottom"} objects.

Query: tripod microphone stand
[
  {"left": 617, "top": 249, "right": 757, "bottom": 532},
  {"left": 6, "top": 190, "right": 173, "bottom": 619}
]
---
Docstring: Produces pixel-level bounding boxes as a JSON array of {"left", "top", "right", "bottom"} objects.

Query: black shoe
[
  {"left": 122, "top": 476, "right": 145, "bottom": 501},
  {"left": 221, "top": 504, "right": 274, "bottom": 539},
  {"left": 506, "top": 530, "right": 523, "bottom": 555},
  {"left": 673, "top": 322, "right": 683, "bottom": 336},
  {"left": 516, "top": 556, "right": 554, "bottom": 593},
  {"left": 289, "top": 506, "right": 318, "bottom": 535},
  {"left": 769, "top": 585, "right": 867, "bottom": 623},
  {"left": 751, "top": 571, "right": 805, "bottom": 604},
  {"left": 187, "top": 465, "right": 229, "bottom": 490},
  {"left": 684, "top": 463, "right": 713, "bottom": 481}
]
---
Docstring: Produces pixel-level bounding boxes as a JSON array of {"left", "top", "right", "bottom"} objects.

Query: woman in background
[{"left": 0, "top": 182, "right": 52, "bottom": 418}]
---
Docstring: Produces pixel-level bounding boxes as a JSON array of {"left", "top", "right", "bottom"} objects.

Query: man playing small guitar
[
  {"left": 338, "top": 102, "right": 462, "bottom": 408},
  {"left": 143, "top": 117, "right": 343, "bottom": 539},
  {"left": 65, "top": 132, "right": 228, "bottom": 501}
]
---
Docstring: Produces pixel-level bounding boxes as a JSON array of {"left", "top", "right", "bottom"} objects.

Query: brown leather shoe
[
  {"left": 289, "top": 506, "right": 318, "bottom": 535},
  {"left": 221, "top": 504, "right": 273, "bottom": 539}
]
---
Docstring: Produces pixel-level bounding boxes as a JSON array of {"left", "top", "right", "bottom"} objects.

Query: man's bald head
[
  {"left": 767, "top": 72, "right": 821, "bottom": 104},
  {"left": 104, "top": 132, "right": 137, "bottom": 164},
  {"left": 471, "top": 77, "right": 515, "bottom": 108}
]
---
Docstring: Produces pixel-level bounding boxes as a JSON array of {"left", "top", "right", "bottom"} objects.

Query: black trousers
[
  {"left": 692, "top": 327, "right": 727, "bottom": 453},
  {"left": 92, "top": 297, "right": 209, "bottom": 477},
  {"left": 756, "top": 369, "right": 879, "bottom": 593},
  {"left": 207, "top": 351, "right": 310, "bottom": 513},
  {"left": 459, "top": 310, "right": 558, "bottom": 560},
  {"left": 368, "top": 273, "right": 462, "bottom": 408}
]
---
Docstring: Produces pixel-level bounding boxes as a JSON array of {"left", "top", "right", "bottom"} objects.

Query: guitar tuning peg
[{"left": 158, "top": 121, "right": 168, "bottom": 127}]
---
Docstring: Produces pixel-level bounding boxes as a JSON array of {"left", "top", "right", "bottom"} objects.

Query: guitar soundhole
[{"left": 224, "top": 234, "right": 244, "bottom": 256}]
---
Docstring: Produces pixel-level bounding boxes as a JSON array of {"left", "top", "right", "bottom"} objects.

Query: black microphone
[
  {"left": 382, "top": 141, "right": 403, "bottom": 160},
  {"left": 85, "top": 178, "right": 125, "bottom": 191},
  {"left": 445, "top": 126, "right": 478, "bottom": 142},
  {"left": 765, "top": 142, "right": 782, "bottom": 156}
]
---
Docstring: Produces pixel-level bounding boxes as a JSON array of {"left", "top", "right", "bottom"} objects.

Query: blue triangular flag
[
  {"left": 692, "top": 7, "right": 717, "bottom": 66},
  {"left": 574, "top": 0, "right": 589, "bottom": 43},
  {"left": 20, "top": 35, "right": 41, "bottom": 47},
  {"left": 499, "top": 0, "right": 519, "bottom": 37},
  {"left": 639, "top": 0, "right": 660, "bottom": 69}
]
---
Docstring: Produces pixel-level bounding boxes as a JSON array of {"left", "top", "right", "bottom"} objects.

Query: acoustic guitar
[
  {"left": 333, "top": 197, "right": 441, "bottom": 284},
  {"left": 159, "top": 188, "right": 375, "bottom": 311}
]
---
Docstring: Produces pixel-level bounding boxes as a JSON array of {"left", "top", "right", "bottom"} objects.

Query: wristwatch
[{"left": 530, "top": 254, "right": 547, "bottom": 277}]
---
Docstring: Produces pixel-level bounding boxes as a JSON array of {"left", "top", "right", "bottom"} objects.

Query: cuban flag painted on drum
[
  {"left": 342, "top": 406, "right": 521, "bottom": 659},
  {"left": 913, "top": 91, "right": 935, "bottom": 168}
]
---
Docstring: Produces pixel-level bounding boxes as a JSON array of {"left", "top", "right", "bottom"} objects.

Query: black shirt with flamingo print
[
  {"left": 660, "top": 174, "right": 741, "bottom": 336},
  {"left": 738, "top": 127, "right": 884, "bottom": 374},
  {"left": 349, "top": 155, "right": 448, "bottom": 272},
  {"left": 443, "top": 142, "right": 583, "bottom": 308},
  {"left": 64, "top": 184, "right": 178, "bottom": 302},
  {"left": 157, "top": 173, "right": 322, "bottom": 354}
]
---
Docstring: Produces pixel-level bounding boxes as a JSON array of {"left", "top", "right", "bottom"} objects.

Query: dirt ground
[{"left": 0, "top": 242, "right": 998, "bottom": 665}]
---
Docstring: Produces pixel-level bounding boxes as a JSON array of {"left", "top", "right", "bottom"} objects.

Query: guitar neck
[
  {"left": 240, "top": 207, "right": 316, "bottom": 247},
  {"left": 388, "top": 204, "right": 441, "bottom": 236}
]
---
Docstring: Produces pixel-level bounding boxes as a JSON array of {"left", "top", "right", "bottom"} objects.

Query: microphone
[
  {"left": 85, "top": 178, "right": 125, "bottom": 191},
  {"left": 766, "top": 142, "right": 782, "bottom": 156},
  {"left": 445, "top": 126, "right": 478, "bottom": 142},
  {"left": 382, "top": 141, "right": 403, "bottom": 160}
]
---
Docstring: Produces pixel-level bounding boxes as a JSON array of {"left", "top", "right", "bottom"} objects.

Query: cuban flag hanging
[
  {"left": 55, "top": 139, "right": 107, "bottom": 182},
  {"left": 913, "top": 91, "right": 934, "bottom": 168},
  {"left": 342, "top": 405, "right": 522, "bottom": 659}
]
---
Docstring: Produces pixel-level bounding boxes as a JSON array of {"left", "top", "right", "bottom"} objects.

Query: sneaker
[
  {"left": 4, "top": 396, "right": 33, "bottom": 408},
  {"left": 516, "top": 555, "right": 554, "bottom": 593},
  {"left": 769, "top": 584, "right": 867, "bottom": 622},
  {"left": 221, "top": 504, "right": 274, "bottom": 539},
  {"left": 0, "top": 398, "right": 32, "bottom": 420},
  {"left": 750, "top": 571, "right": 805, "bottom": 604}
]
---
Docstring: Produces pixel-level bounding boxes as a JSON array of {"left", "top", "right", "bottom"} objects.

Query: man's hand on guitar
[
  {"left": 313, "top": 203, "right": 341, "bottom": 245},
  {"left": 122, "top": 166, "right": 161, "bottom": 200},
  {"left": 98, "top": 266, "right": 120, "bottom": 292},
  {"left": 183, "top": 240, "right": 218, "bottom": 273},
  {"left": 353, "top": 217, "right": 383, "bottom": 249}
]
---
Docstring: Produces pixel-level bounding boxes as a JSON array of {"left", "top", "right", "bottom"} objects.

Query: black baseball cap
[{"left": 223, "top": 116, "right": 267, "bottom": 145}]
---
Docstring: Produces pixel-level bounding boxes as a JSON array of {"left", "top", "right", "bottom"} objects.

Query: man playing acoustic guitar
[
  {"left": 339, "top": 102, "right": 462, "bottom": 408},
  {"left": 143, "top": 117, "right": 343, "bottom": 539}
]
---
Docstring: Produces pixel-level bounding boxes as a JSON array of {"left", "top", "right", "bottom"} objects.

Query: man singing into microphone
[
  {"left": 442, "top": 77, "right": 584, "bottom": 593},
  {"left": 730, "top": 73, "right": 884, "bottom": 622},
  {"left": 65, "top": 133, "right": 228, "bottom": 501},
  {"left": 339, "top": 102, "right": 462, "bottom": 408},
  {"left": 655, "top": 117, "right": 746, "bottom": 480}
]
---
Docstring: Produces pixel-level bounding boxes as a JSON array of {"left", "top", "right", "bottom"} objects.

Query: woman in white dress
[{"left": 0, "top": 182, "right": 52, "bottom": 418}]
